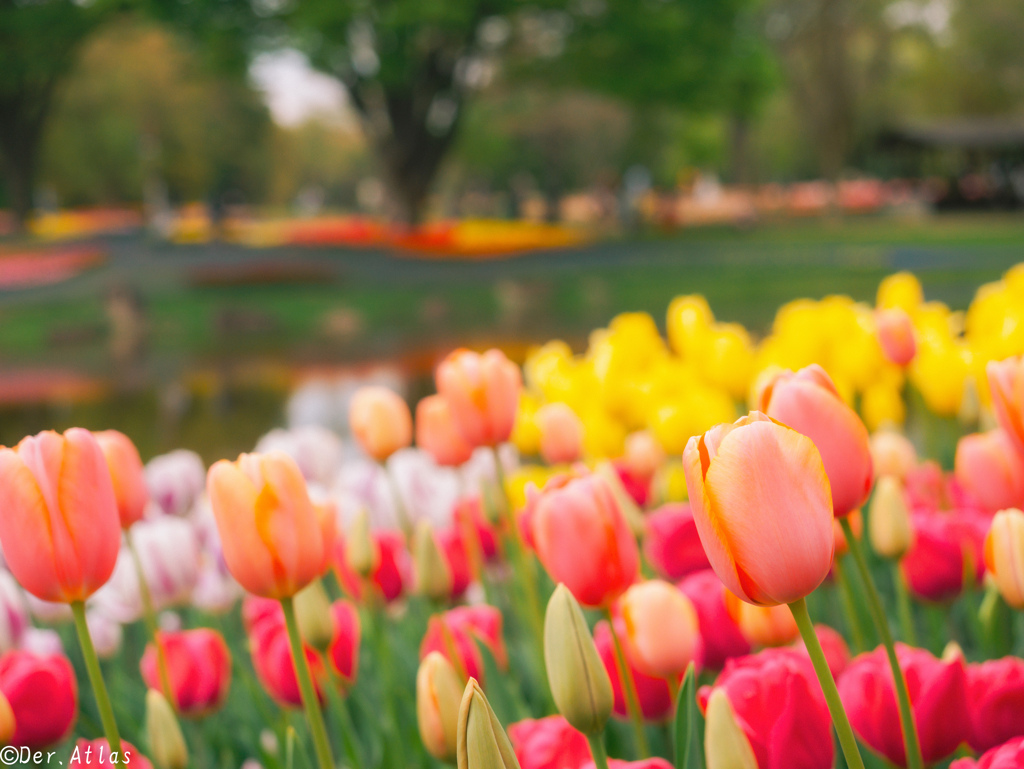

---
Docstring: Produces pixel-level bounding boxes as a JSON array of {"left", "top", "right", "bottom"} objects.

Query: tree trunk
[{"left": 0, "top": 119, "right": 41, "bottom": 233}]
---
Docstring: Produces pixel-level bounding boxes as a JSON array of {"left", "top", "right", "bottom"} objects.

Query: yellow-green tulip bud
[
  {"left": 543, "top": 583, "right": 612, "bottom": 736},
  {"left": 704, "top": 688, "right": 758, "bottom": 769},
  {"left": 417, "top": 652, "right": 464, "bottom": 762},
  {"left": 346, "top": 508, "right": 378, "bottom": 578},
  {"left": 868, "top": 475, "right": 913, "bottom": 559},
  {"left": 456, "top": 678, "right": 521, "bottom": 769},
  {"left": 414, "top": 520, "right": 453, "bottom": 600},
  {"left": 294, "top": 579, "right": 336, "bottom": 652},
  {"left": 146, "top": 689, "right": 188, "bottom": 769}
]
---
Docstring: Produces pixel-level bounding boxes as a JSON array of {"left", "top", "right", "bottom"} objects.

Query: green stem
[
  {"left": 603, "top": 607, "right": 650, "bottom": 758},
  {"left": 126, "top": 530, "right": 174, "bottom": 705},
  {"left": 833, "top": 558, "right": 868, "bottom": 652},
  {"left": 788, "top": 597, "right": 865, "bottom": 769},
  {"left": 70, "top": 601, "right": 121, "bottom": 753},
  {"left": 280, "top": 596, "right": 334, "bottom": 769},
  {"left": 841, "top": 518, "right": 924, "bottom": 769},
  {"left": 586, "top": 732, "right": 611, "bottom": 769},
  {"left": 369, "top": 598, "right": 409, "bottom": 769},
  {"left": 893, "top": 560, "right": 918, "bottom": 646},
  {"left": 324, "top": 661, "right": 363, "bottom": 769}
]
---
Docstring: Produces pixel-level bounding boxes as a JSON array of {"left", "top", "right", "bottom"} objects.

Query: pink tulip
[
  {"left": 967, "top": 657, "right": 1024, "bottom": 752},
  {"left": 951, "top": 736, "right": 1024, "bottom": 769},
  {"left": 508, "top": 716, "right": 591, "bottom": 769},
  {"left": 793, "top": 624, "right": 851, "bottom": 679},
  {"left": 416, "top": 395, "right": 474, "bottom": 467},
  {"left": 350, "top": 386, "right": 413, "bottom": 462},
  {"left": 838, "top": 644, "right": 969, "bottom": 767},
  {"left": 436, "top": 526, "right": 472, "bottom": 600},
  {"left": 642, "top": 504, "right": 710, "bottom": 581},
  {"left": 677, "top": 570, "right": 750, "bottom": 669},
  {"left": 335, "top": 529, "right": 410, "bottom": 604},
  {"left": 0, "top": 650, "right": 77, "bottom": 748},
  {"left": 988, "top": 357, "right": 1024, "bottom": 455},
  {"left": 526, "top": 473, "right": 639, "bottom": 608},
  {"left": 536, "top": 403, "right": 584, "bottom": 464},
  {"left": 436, "top": 348, "right": 522, "bottom": 447},
  {"left": 453, "top": 494, "right": 498, "bottom": 561},
  {"left": 902, "top": 510, "right": 988, "bottom": 601},
  {"left": 876, "top": 308, "right": 917, "bottom": 366},
  {"left": 904, "top": 460, "right": 950, "bottom": 511},
  {"left": 587, "top": 761, "right": 674, "bottom": 769},
  {"left": 69, "top": 739, "right": 152, "bottom": 769},
  {"left": 955, "top": 430, "right": 1024, "bottom": 512},
  {"left": 682, "top": 412, "right": 834, "bottom": 606},
  {"left": 244, "top": 596, "right": 324, "bottom": 707},
  {"left": 0, "top": 428, "right": 121, "bottom": 603},
  {"left": 140, "top": 628, "right": 231, "bottom": 717},
  {"left": 145, "top": 449, "right": 205, "bottom": 516},
  {"left": 594, "top": 619, "right": 674, "bottom": 723},
  {"left": 698, "top": 648, "right": 834, "bottom": 769},
  {"left": 759, "top": 365, "right": 873, "bottom": 517},
  {"left": 420, "top": 605, "right": 508, "bottom": 682},
  {"left": 94, "top": 430, "right": 149, "bottom": 528},
  {"left": 328, "top": 600, "right": 360, "bottom": 685}
]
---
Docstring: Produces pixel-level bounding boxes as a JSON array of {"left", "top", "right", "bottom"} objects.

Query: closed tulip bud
[
  {"left": 870, "top": 430, "right": 918, "bottom": 480},
  {"left": 345, "top": 508, "right": 378, "bottom": 578},
  {"left": 876, "top": 308, "right": 917, "bottom": 366},
  {"left": 145, "top": 689, "right": 188, "bottom": 769},
  {"left": 457, "top": 678, "right": 521, "bottom": 769},
  {"left": 414, "top": 521, "right": 454, "bottom": 601},
  {"left": 207, "top": 451, "right": 335, "bottom": 599},
  {"left": 623, "top": 430, "right": 664, "bottom": 483},
  {"left": 0, "top": 692, "right": 13, "bottom": 746},
  {"left": 704, "top": 689, "right": 758, "bottom": 769},
  {"left": 723, "top": 591, "right": 800, "bottom": 647},
  {"left": 759, "top": 365, "right": 873, "bottom": 518},
  {"left": 294, "top": 580, "right": 335, "bottom": 652},
  {"left": 543, "top": 584, "right": 613, "bottom": 736},
  {"left": 955, "top": 431, "right": 1024, "bottom": 512},
  {"left": 619, "top": 580, "right": 701, "bottom": 679},
  {"left": 682, "top": 412, "right": 834, "bottom": 607},
  {"left": 417, "top": 395, "right": 474, "bottom": 467},
  {"left": 0, "top": 428, "right": 121, "bottom": 603},
  {"left": 869, "top": 476, "right": 913, "bottom": 559},
  {"left": 984, "top": 508, "right": 1024, "bottom": 609},
  {"left": 95, "top": 430, "right": 150, "bottom": 529},
  {"left": 988, "top": 357, "right": 1024, "bottom": 455},
  {"left": 536, "top": 403, "right": 584, "bottom": 465},
  {"left": 437, "top": 348, "right": 522, "bottom": 448},
  {"left": 350, "top": 386, "right": 413, "bottom": 462},
  {"left": 417, "top": 652, "right": 464, "bottom": 762}
]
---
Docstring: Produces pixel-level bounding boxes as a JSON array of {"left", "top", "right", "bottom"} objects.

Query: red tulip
[
  {"left": 614, "top": 461, "right": 650, "bottom": 508},
  {"left": 677, "top": 570, "right": 750, "bottom": 669},
  {"left": 526, "top": 473, "right": 639, "bottom": 608},
  {"left": 587, "top": 761, "right": 673, "bottom": 769},
  {"left": 838, "top": 644, "right": 969, "bottom": 767},
  {"left": 335, "top": 529, "right": 410, "bottom": 604},
  {"left": 328, "top": 600, "right": 360, "bottom": 685},
  {"left": 436, "top": 348, "right": 522, "bottom": 448},
  {"left": 759, "top": 365, "right": 873, "bottom": 517},
  {"left": 453, "top": 494, "right": 498, "bottom": 561},
  {"left": 0, "top": 428, "right": 121, "bottom": 603},
  {"left": 955, "top": 430, "right": 1024, "bottom": 512},
  {"left": 902, "top": 510, "right": 988, "bottom": 601},
  {"left": 508, "top": 716, "right": 591, "bottom": 769},
  {"left": 436, "top": 527, "right": 472, "bottom": 599},
  {"left": 951, "top": 736, "right": 1024, "bottom": 769},
  {"left": 988, "top": 357, "right": 1024, "bottom": 456},
  {"left": 95, "top": 430, "right": 150, "bottom": 528},
  {"left": 69, "top": 739, "right": 152, "bottom": 769},
  {"left": 876, "top": 308, "right": 917, "bottom": 366},
  {"left": 0, "top": 650, "right": 77, "bottom": 748},
  {"left": 420, "top": 605, "right": 508, "bottom": 682},
  {"left": 594, "top": 619, "right": 674, "bottom": 722},
  {"left": 140, "top": 628, "right": 231, "bottom": 716},
  {"left": 244, "top": 596, "right": 324, "bottom": 707},
  {"left": 642, "top": 504, "right": 710, "bottom": 581},
  {"left": 967, "top": 657, "right": 1024, "bottom": 752},
  {"left": 416, "top": 394, "right": 474, "bottom": 467},
  {"left": 698, "top": 648, "right": 834, "bottom": 769}
]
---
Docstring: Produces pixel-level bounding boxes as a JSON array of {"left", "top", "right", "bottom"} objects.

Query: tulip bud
[
  {"left": 869, "top": 475, "right": 913, "bottom": 559},
  {"left": 414, "top": 521, "right": 454, "bottom": 601},
  {"left": 417, "top": 652, "right": 464, "bottom": 762},
  {"left": 984, "top": 508, "right": 1024, "bottom": 609},
  {"left": 704, "top": 689, "right": 758, "bottom": 769},
  {"left": 0, "top": 691, "right": 13, "bottom": 745},
  {"left": 457, "top": 678, "right": 521, "bottom": 769},
  {"left": 146, "top": 689, "right": 188, "bottom": 769},
  {"left": 345, "top": 508, "right": 378, "bottom": 578},
  {"left": 294, "top": 580, "right": 335, "bottom": 653},
  {"left": 543, "top": 584, "right": 613, "bottom": 736}
]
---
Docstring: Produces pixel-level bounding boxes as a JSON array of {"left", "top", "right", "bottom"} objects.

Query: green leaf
[{"left": 673, "top": 662, "right": 705, "bottom": 769}]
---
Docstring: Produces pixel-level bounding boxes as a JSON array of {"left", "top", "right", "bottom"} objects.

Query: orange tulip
[
  {"left": 94, "top": 430, "right": 149, "bottom": 529},
  {"left": 436, "top": 348, "right": 521, "bottom": 448},
  {"left": 682, "top": 412, "right": 835, "bottom": 607},
  {"left": 984, "top": 508, "right": 1024, "bottom": 609},
  {"left": 207, "top": 452, "right": 335, "bottom": 599},
  {"left": 619, "top": 580, "right": 701, "bottom": 679},
  {"left": 723, "top": 591, "right": 800, "bottom": 647},
  {"left": 350, "top": 386, "right": 412, "bottom": 462},
  {"left": 759, "top": 364, "right": 873, "bottom": 518},
  {"left": 416, "top": 395, "right": 474, "bottom": 467},
  {"left": 876, "top": 308, "right": 916, "bottom": 366},
  {"left": 0, "top": 428, "right": 121, "bottom": 603},
  {"left": 536, "top": 403, "right": 584, "bottom": 464},
  {"left": 988, "top": 357, "right": 1024, "bottom": 456},
  {"left": 955, "top": 430, "right": 1024, "bottom": 512}
]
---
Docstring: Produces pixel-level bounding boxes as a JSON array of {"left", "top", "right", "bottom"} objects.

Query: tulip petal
[{"left": 208, "top": 460, "right": 278, "bottom": 596}]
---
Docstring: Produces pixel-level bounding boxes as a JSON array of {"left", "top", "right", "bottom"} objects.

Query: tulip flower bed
[{"left": 3, "top": 265, "right": 1024, "bottom": 769}]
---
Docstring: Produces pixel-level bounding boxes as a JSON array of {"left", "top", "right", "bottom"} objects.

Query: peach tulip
[
  {"left": 436, "top": 348, "right": 522, "bottom": 448},
  {"left": 984, "top": 508, "right": 1024, "bottom": 609},
  {"left": 876, "top": 308, "right": 917, "bottom": 366},
  {"left": 623, "top": 430, "right": 664, "bottom": 483},
  {"left": 723, "top": 591, "right": 800, "bottom": 647},
  {"left": 955, "top": 430, "right": 1024, "bottom": 512},
  {"left": 870, "top": 431, "right": 918, "bottom": 480},
  {"left": 527, "top": 473, "right": 639, "bottom": 608},
  {"left": 536, "top": 403, "right": 584, "bottom": 464},
  {"left": 207, "top": 452, "right": 335, "bottom": 599},
  {"left": 350, "top": 386, "right": 412, "bottom": 462},
  {"left": 759, "top": 365, "right": 873, "bottom": 517},
  {"left": 989, "top": 357, "right": 1024, "bottom": 456},
  {"left": 682, "top": 412, "right": 835, "bottom": 607},
  {"left": 0, "top": 428, "right": 121, "bottom": 603},
  {"left": 619, "top": 580, "right": 701, "bottom": 679},
  {"left": 416, "top": 395, "right": 474, "bottom": 467},
  {"left": 94, "top": 430, "right": 149, "bottom": 528}
]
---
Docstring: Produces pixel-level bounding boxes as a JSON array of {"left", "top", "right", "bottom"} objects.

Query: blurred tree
[{"left": 0, "top": 0, "right": 119, "bottom": 230}]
